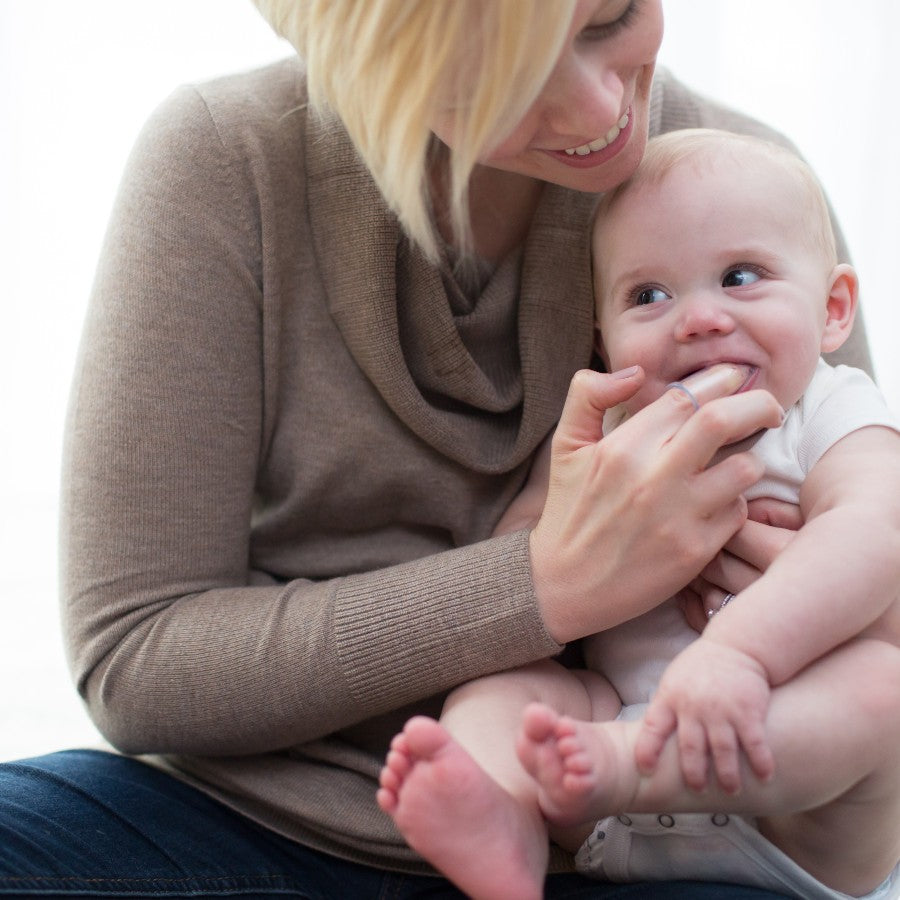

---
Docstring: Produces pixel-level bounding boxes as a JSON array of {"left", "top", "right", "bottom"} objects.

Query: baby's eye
[
  {"left": 633, "top": 286, "right": 670, "bottom": 306},
  {"left": 722, "top": 267, "right": 761, "bottom": 288}
]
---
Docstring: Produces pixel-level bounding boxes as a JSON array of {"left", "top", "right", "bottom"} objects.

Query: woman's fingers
[
  {"left": 552, "top": 367, "right": 644, "bottom": 452},
  {"left": 611, "top": 380, "right": 711, "bottom": 454},
  {"left": 700, "top": 552, "right": 760, "bottom": 601},
  {"left": 746, "top": 497, "right": 804, "bottom": 530},
  {"left": 691, "top": 452, "right": 761, "bottom": 518},
  {"left": 534, "top": 372, "right": 784, "bottom": 643},
  {"left": 679, "top": 586, "right": 709, "bottom": 633},
  {"left": 686, "top": 577, "right": 738, "bottom": 622},
  {"left": 721, "top": 515, "right": 799, "bottom": 575},
  {"left": 664, "top": 390, "right": 785, "bottom": 473}
]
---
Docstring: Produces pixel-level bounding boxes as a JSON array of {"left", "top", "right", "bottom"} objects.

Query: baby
[{"left": 378, "top": 130, "right": 900, "bottom": 900}]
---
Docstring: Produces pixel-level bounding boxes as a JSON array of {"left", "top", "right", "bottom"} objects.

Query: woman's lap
[{"left": 0, "top": 749, "right": 789, "bottom": 898}]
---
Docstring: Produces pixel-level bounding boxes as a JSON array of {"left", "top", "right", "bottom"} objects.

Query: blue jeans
[{"left": 0, "top": 750, "right": 789, "bottom": 898}]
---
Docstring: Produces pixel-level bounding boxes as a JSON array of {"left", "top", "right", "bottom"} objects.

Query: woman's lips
[{"left": 545, "top": 108, "right": 633, "bottom": 169}]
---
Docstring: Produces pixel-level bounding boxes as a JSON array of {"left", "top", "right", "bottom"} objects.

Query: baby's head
[{"left": 591, "top": 128, "right": 857, "bottom": 416}]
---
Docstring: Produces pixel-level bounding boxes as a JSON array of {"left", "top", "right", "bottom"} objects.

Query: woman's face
[{"left": 463, "top": 0, "right": 663, "bottom": 193}]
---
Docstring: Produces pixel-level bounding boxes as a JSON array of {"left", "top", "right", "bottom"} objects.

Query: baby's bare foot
[
  {"left": 377, "top": 716, "right": 547, "bottom": 900},
  {"left": 517, "top": 702, "right": 637, "bottom": 825}
]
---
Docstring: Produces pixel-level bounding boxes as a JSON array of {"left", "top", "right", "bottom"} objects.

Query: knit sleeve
[{"left": 60, "top": 83, "right": 560, "bottom": 757}]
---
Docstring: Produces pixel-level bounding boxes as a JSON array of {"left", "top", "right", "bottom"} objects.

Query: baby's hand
[{"left": 634, "top": 639, "right": 774, "bottom": 794}]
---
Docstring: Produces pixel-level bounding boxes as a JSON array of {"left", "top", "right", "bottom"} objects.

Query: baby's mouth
[{"left": 672, "top": 363, "right": 758, "bottom": 407}]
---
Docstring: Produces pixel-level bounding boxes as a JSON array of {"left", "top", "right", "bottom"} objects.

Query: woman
[{"left": 0, "top": 1, "right": 871, "bottom": 896}]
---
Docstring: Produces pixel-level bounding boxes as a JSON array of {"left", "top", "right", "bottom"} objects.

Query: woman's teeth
[{"left": 565, "top": 113, "right": 629, "bottom": 156}]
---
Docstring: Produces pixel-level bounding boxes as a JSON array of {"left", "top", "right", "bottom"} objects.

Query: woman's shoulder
[
  {"left": 191, "top": 57, "right": 309, "bottom": 130},
  {"left": 142, "top": 57, "right": 313, "bottom": 166}
]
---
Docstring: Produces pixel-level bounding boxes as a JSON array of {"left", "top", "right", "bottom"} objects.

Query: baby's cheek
[{"left": 624, "top": 383, "right": 664, "bottom": 417}]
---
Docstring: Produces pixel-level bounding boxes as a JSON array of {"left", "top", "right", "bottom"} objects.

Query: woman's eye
[
  {"left": 582, "top": 0, "right": 639, "bottom": 40},
  {"left": 722, "top": 267, "right": 761, "bottom": 287},
  {"left": 634, "top": 287, "right": 669, "bottom": 306}
]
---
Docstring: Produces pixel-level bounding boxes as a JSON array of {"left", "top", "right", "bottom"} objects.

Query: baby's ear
[{"left": 820, "top": 263, "right": 858, "bottom": 353}]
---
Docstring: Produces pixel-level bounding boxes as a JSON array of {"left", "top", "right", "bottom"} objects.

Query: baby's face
[{"left": 593, "top": 153, "right": 834, "bottom": 415}]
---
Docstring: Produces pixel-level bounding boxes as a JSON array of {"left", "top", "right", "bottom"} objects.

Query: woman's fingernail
[
  {"left": 679, "top": 363, "right": 755, "bottom": 404},
  {"left": 612, "top": 365, "right": 640, "bottom": 379}
]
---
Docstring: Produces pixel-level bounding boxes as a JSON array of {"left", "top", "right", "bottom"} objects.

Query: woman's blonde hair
[{"left": 253, "top": 0, "right": 576, "bottom": 260}]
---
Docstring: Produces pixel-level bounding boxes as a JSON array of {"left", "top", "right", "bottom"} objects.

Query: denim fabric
[{"left": 0, "top": 750, "right": 789, "bottom": 898}]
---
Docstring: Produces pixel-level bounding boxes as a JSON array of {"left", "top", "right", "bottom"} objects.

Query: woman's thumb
[{"left": 554, "top": 366, "right": 643, "bottom": 450}]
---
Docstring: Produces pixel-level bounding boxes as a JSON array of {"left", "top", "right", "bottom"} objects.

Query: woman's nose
[
  {"left": 541, "top": 57, "right": 626, "bottom": 143},
  {"left": 674, "top": 295, "right": 736, "bottom": 342}
]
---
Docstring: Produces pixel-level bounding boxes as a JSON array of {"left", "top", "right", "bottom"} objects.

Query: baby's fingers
[
  {"left": 676, "top": 718, "right": 709, "bottom": 792},
  {"left": 738, "top": 719, "right": 775, "bottom": 786},
  {"left": 708, "top": 722, "right": 741, "bottom": 795},
  {"left": 635, "top": 704, "right": 676, "bottom": 775}
]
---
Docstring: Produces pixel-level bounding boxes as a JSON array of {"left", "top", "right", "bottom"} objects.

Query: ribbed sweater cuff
[{"left": 333, "top": 530, "right": 562, "bottom": 709}]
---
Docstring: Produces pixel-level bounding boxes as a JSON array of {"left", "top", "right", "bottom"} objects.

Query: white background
[{"left": 2, "top": 1, "right": 898, "bottom": 762}]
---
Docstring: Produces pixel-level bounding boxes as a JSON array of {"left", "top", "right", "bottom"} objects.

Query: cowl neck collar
[{"left": 305, "top": 113, "right": 597, "bottom": 474}]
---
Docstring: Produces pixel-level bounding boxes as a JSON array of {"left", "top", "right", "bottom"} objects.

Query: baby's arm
[
  {"left": 713, "top": 425, "right": 900, "bottom": 672},
  {"left": 636, "top": 424, "right": 900, "bottom": 793},
  {"left": 493, "top": 434, "right": 553, "bottom": 537}
]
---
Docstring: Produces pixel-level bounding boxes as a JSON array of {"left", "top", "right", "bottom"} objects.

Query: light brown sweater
[{"left": 60, "top": 57, "right": 871, "bottom": 873}]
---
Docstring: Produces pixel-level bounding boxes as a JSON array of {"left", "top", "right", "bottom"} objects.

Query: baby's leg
[
  {"left": 755, "top": 638, "right": 900, "bottom": 896},
  {"left": 377, "top": 660, "right": 619, "bottom": 900},
  {"left": 517, "top": 638, "right": 900, "bottom": 897}
]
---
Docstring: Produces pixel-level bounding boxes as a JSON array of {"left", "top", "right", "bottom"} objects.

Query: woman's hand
[
  {"left": 530, "top": 368, "right": 785, "bottom": 644},
  {"left": 682, "top": 499, "right": 803, "bottom": 631}
]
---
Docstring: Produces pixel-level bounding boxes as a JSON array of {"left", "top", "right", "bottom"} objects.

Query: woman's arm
[{"left": 60, "top": 84, "right": 562, "bottom": 757}]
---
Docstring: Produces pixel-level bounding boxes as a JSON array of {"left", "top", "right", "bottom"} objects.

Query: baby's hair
[
  {"left": 253, "top": 0, "right": 576, "bottom": 261},
  {"left": 594, "top": 128, "right": 838, "bottom": 266}
]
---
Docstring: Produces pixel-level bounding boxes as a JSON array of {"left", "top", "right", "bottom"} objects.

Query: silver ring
[{"left": 707, "top": 592, "right": 737, "bottom": 619}]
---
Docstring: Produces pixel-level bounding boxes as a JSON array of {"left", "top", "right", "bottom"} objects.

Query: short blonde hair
[
  {"left": 594, "top": 128, "right": 838, "bottom": 265},
  {"left": 253, "top": 0, "right": 576, "bottom": 260}
]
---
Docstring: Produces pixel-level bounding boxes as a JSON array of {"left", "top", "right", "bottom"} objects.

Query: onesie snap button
[
  {"left": 617, "top": 815, "right": 632, "bottom": 826},
  {"left": 658, "top": 814, "right": 675, "bottom": 827},
  {"left": 711, "top": 813, "right": 729, "bottom": 826}
]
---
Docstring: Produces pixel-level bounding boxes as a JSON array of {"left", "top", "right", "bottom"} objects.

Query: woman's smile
[{"left": 546, "top": 108, "right": 633, "bottom": 168}]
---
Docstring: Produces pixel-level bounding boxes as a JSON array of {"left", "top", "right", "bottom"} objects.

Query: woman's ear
[{"left": 820, "top": 263, "right": 858, "bottom": 354}]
